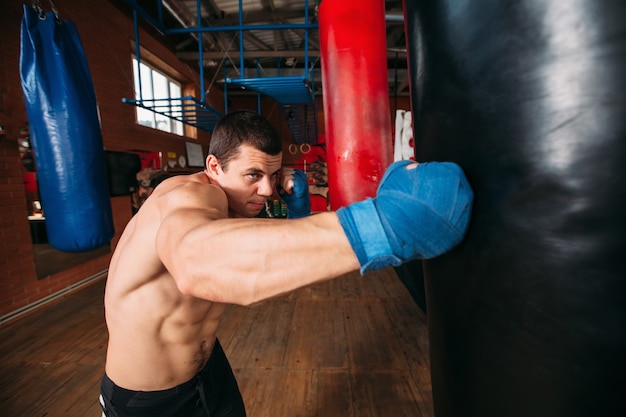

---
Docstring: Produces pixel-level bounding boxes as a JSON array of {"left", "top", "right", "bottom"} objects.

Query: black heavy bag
[
  {"left": 404, "top": 0, "right": 626, "bottom": 416},
  {"left": 20, "top": 3, "right": 114, "bottom": 252}
]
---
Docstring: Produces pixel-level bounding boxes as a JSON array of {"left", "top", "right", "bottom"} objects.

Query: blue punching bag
[{"left": 20, "top": 4, "right": 114, "bottom": 252}]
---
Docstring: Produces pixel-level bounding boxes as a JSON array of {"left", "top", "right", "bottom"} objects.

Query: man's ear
[{"left": 205, "top": 154, "right": 221, "bottom": 178}]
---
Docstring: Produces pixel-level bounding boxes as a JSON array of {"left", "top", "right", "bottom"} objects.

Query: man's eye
[{"left": 247, "top": 173, "right": 259, "bottom": 180}]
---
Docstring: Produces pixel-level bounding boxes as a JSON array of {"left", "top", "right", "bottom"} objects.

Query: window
[{"left": 132, "top": 57, "right": 184, "bottom": 136}]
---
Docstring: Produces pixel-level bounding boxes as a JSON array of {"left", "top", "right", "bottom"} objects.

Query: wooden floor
[{"left": 0, "top": 268, "right": 433, "bottom": 417}]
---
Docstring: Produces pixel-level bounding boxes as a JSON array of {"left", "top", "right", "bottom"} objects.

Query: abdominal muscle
[
  {"left": 104, "top": 270, "right": 226, "bottom": 391},
  {"left": 103, "top": 174, "right": 229, "bottom": 391}
]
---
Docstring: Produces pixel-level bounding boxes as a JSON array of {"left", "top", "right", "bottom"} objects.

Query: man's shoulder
[
  {"left": 157, "top": 172, "right": 218, "bottom": 196},
  {"left": 153, "top": 173, "right": 228, "bottom": 218}
]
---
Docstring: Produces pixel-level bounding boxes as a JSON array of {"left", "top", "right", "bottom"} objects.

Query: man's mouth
[{"left": 249, "top": 201, "right": 267, "bottom": 210}]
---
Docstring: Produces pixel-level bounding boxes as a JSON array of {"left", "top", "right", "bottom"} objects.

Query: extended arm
[
  {"left": 157, "top": 161, "right": 473, "bottom": 306},
  {"left": 159, "top": 210, "right": 357, "bottom": 305}
]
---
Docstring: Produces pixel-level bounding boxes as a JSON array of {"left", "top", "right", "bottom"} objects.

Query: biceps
[{"left": 155, "top": 208, "right": 220, "bottom": 274}]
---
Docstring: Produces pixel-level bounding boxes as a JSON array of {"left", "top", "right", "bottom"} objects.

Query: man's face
[{"left": 214, "top": 144, "right": 282, "bottom": 218}]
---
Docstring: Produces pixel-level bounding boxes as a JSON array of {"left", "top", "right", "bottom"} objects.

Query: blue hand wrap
[
  {"left": 337, "top": 161, "right": 474, "bottom": 274},
  {"left": 279, "top": 169, "right": 311, "bottom": 219}
]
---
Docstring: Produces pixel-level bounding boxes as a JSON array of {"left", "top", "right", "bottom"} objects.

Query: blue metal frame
[
  {"left": 122, "top": 95, "right": 223, "bottom": 131},
  {"left": 123, "top": 0, "right": 319, "bottom": 141}
]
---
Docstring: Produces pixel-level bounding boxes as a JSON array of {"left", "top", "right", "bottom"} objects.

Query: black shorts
[{"left": 100, "top": 339, "right": 246, "bottom": 417}]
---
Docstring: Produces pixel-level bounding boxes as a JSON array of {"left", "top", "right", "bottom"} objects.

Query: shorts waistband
[{"left": 102, "top": 339, "right": 223, "bottom": 399}]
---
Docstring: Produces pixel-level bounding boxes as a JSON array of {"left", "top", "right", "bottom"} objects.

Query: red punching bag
[{"left": 319, "top": 0, "right": 393, "bottom": 209}]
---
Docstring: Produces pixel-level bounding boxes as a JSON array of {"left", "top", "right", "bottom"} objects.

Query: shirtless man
[{"left": 100, "top": 110, "right": 473, "bottom": 417}]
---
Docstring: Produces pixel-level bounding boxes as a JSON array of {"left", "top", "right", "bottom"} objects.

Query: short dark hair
[
  {"left": 150, "top": 172, "right": 172, "bottom": 189},
  {"left": 208, "top": 110, "right": 282, "bottom": 169}
]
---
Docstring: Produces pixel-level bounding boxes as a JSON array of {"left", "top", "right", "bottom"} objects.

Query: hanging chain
[
  {"left": 32, "top": 0, "right": 60, "bottom": 22},
  {"left": 49, "top": 0, "right": 60, "bottom": 21},
  {"left": 33, "top": 0, "right": 44, "bottom": 19}
]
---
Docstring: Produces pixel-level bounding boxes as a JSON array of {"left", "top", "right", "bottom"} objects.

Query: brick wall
[{"left": 0, "top": 0, "right": 221, "bottom": 320}]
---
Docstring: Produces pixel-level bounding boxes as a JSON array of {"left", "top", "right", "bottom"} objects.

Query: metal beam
[
  {"left": 177, "top": 50, "right": 408, "bottom": 61},
  {"left": 163, "top": 0, "right": 220, "bottom": 50},
  {"left": 177, "top": 49, "right": 322, "bottom": 60},
  {"left": 201, "top": 8, "right": 317, "bottom": 26}
]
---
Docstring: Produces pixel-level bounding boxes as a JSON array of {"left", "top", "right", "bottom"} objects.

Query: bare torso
[
  {"left": 104, "top": 152, "right": 361, "bottom": 390},
  {"left": 104, "top": 172, "right": 226, "bottom": 390}
]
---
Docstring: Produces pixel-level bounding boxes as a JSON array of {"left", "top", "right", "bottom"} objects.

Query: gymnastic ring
[
  {"left": 289, "top": 144, "right": 298, "bottom": 154},
  {"left": 300, "top": 143, "right": 311, "bottom": 154}
]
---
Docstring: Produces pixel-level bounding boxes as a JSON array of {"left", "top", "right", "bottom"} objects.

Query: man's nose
[{"left": 257, "top": 177, "right": 274, "bottom": 197}]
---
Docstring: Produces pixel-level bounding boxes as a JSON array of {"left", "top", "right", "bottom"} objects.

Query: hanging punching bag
[
  {"left": 20, "top": 4, "right": 114, "bottom": 252},
  {"left": 404, "top": 0, "right": 626, "bottom": 416},
  {"left": 319, "top": 0, "right": 393, "bottom": 209}
]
